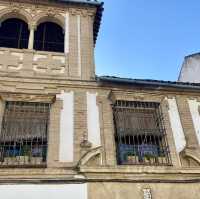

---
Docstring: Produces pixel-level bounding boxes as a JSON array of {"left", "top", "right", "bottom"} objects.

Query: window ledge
[{"left": 0, "top": 47, "right": 65, "bottom": 55}]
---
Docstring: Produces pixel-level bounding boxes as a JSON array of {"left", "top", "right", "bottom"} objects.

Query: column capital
[{"left": 28, "top": 23, "right": 37, "bottom": 31}]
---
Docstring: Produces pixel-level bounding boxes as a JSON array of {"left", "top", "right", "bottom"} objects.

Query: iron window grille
[
  {"left": 0, "top": 101, "right": 50, "bottom": 167},
  {"left": 113, "top": 100, "right": 172, "bottom": 166}
]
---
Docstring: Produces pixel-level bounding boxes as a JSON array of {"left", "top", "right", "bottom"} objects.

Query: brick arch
[
  {"left": 0, "top": 8, "right": 33, "bottom": 28},
  {"left": 34, "top": 14, "right": 65, "bottom": 30}
]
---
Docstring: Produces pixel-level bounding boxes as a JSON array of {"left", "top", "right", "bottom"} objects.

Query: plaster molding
[
  {"left": 0, "top": 93, "right": 55, "bottom": 103},
  {"left": 77, "top": 146, "right": 102, "bottom": 167},
  {"left": 0, "top": 7, "right": 33, "bottom": 24}
]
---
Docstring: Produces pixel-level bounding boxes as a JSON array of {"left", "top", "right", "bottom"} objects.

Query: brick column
[
  {"left": 47, "top": 100, "right": 62, "bottom": 168},
  {"left": 73, "top": 91, "right": 88, "bottom": 162},
  {"left": 80, "top": 13, "right": 95, "bottom": 80},
  {"left": 98, "top": 96, "right": 116, "bottom": 166},
  {"left": 68, "top": 12, "right": 79, "bottom": 78}
]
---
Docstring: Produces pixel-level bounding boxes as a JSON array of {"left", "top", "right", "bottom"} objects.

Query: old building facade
[{"left": 0, "top": 0, "right": 200, "bottom": 198}]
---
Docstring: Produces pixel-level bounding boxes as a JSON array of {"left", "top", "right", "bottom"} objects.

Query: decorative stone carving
[
  {"left": 46, "top": 7, "right": 56, "bottom": 17},
  {"left": 9, "top": 3, "right": 25, "bottom": 11},
  {"left": 80, "top": 131, "right": 92, "bottom": 149},
  {"left": 33, "top": 11, "right": 65, "bottom": 29},
  {"left": 0, "top": 6, "right": 33, "bottom": 24},
  {"left": 0, "top": 93, "right": 55, "bottom": 103},
  {"left": 77, "top": 146, "right": 102, "bottom": 167}
]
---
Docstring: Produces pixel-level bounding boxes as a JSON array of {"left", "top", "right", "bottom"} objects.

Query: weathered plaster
[
  {"left": 0, "top": 184, "right": 87, "bottom": 199},
  {"left": 87, "top": 92, "right": 101, "bottom": 147},
  {"left": 57, "top": 91, "right": 74, "bottom": 162},
  {"left": 167, "top": 97, "right": 186, "bottom": 153},
  {"left": 64, "top": 12, "right": 69, "bottom": 54},
  {"left": 188, "top": 99, "right": 200, "bottom": 145}
]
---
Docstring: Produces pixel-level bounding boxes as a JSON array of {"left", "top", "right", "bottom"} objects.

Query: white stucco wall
[
  {"left": 179, "top": 54, "right": 200, "bottom": 83},
  {"left": 167, "top": 98, "right": 186, "bottom": 153},
  {"left": 188, "top": 99, "right": 200, "bottom": 145},
  {"left": 56, "top": 91, "right": 74, "bottom": 162},
  {"left": 64, "top": 12, "right": 69, "bottom": 54},
  {"left": 0, "top": 184, "right": 87, "bottom": 199},
  {"left": 87, "top": 92, "right": 101, "bottom": 147}
]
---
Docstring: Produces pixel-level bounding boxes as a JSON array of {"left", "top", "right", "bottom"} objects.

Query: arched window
[
  {"left": 34, "top": 22, "right": 64, "bottom": 53},
  {"left": 0, "top": 18, "right": 29, "bottom": 49}
]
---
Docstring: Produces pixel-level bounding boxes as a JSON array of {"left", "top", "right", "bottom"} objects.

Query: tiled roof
[
  {"left": 55, "top": 0, "right": 104, "bottom": 44},
  {"left": 98, "top": 76, "right": 200, "bottom": 91}
]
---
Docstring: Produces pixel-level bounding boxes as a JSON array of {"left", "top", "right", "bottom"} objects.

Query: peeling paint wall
[
  {"left": 167, "top": 98, "right": 186, "bottom": 153},
  {"left": 0, "top": 184, "right": 87, "bottom": 199},
  {"left": 188, "top": 99, "right": 200, "bottom": 145},
  {"left": 57, "top": 91, "right": 74, "bottom": 162},
  {"left": 87, "top": 92, "right": 101, "bottom": 147}
]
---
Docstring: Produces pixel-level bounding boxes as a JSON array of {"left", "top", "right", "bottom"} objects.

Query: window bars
[
  {"left": 113, "top": 101, "right": 172, "bottom": 166},
  {"left": 0, "top": 101, "right": 50, "bottom": 167}
]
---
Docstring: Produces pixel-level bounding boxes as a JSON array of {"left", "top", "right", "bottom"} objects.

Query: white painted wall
[
  {"left": 0, "top": 184, "right": 87, "bottom": 199},
  {"left": 167, "top": 98, "right": 186, "bottom": 153},
  {"left": 188, "top": 99, "right": 200, "bottom": 145},
  {"left": 87, "top": 92, "right": 101, "bottom": 147},
  {"left": 179, "top": 54, "right": 200, "bottom": 83},
  {"left": 64, "top": 12, "right": 69, "bottom": 54},
  {"left": 56, "top": 91, "right": 74, "bottom": 162}
]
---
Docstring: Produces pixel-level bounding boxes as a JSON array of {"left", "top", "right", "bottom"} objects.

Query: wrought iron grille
[
  {"left": 0, "top": 101, "right": 50, "bottom": 167},
  {"left": 113, "top": 101, "right": 172, "bottom": 166}
]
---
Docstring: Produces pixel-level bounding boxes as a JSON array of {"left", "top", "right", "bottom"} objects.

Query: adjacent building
[
  {"left": 0, "top": 0, "right": 200, "bottom": 198},
  {"left": 179, "top": 52, "right": 200, "bottom": 83}
]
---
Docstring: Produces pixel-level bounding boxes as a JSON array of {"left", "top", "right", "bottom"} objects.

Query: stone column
[{"left": 28, "top": 25, "right": 35, "bottom": 50}]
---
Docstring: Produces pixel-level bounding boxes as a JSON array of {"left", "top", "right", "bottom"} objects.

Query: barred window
[
  {"left": 113, "top": 101, "right": 172, "bottom": 166},
  {"left": 0, "top": 101, "right": 50, "bottom": 167}
]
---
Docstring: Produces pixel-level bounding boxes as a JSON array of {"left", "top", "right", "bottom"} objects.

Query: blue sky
[{"left": 95, "top": 0, "right": 200, "bottom": 81}]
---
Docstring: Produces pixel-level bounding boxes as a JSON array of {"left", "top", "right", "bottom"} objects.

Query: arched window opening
[
  {"left": 34, "top": 22, "right": 64, "bottom": 53},
  {"left": 0, "top": 18, "right": 29, "bottom": 49}
]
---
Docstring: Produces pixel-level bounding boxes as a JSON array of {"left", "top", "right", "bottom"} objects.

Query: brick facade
[{"left": 0, "top": 0, "right": 200, "bottom": 199}]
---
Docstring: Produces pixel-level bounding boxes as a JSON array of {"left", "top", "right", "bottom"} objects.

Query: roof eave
[{"left": 98, "top": 76, "right": 200, "bottom": 92}]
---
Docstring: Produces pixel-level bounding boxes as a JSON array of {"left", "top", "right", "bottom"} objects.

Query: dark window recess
[
  {"left": 0, "top": 101, "right": 50, "bottom": 167},
  {"left": 34, "top": 22, "right": 64, "bottom": 53},
  {"left": 0, "top": 18, "right": 29, "bottom": 49},
  {"left": 113, "top": 101, "right": 172, "bottom": 166}
]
